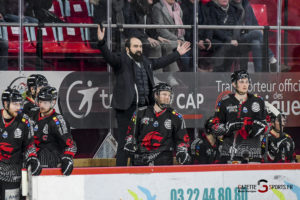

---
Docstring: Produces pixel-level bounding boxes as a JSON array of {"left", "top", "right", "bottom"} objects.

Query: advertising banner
[
  {"left": 31, "top": 165, "right": 300, "bottom": 200},
  {"left": 1, "top": 72, "right": 300, "bottom": 128}
]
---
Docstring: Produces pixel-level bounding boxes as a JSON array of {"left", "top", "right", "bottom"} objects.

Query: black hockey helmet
[
  {"left": 204, "top": 116, "right": 215, "bottom": 134},
  {"left": 2, "top": 88, "right": 23, "bottom": 106},
  {"left": 153, "top": 82, "right": 173, "bottom": 94},
  {"left": 231, "top": 70, "right": 250, "bottom": 83},
  {"left": 268, "top": 109, "right": 286, "bottom": 125},
  {"left": 27, "top": 74, "right": 48, "bottom": 89},
  {"left": 153, "top": 82, "right": 173, "bottom": 109},
  {"left": 37, "top": 86, "right": 58, "bottom": 101}
]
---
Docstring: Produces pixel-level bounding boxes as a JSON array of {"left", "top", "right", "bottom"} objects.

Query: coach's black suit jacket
[{"left": 98, "top": 40, "right": 180, "bottom": 110}]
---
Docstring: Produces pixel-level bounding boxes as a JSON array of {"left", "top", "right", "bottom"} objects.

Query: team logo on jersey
[
  {"left": 164, "top": 119, "right": 171, "bottom": 130},
  {"left": 226, "top": 105, "right": 238, "bottom": 113},
  {"left": 153, "top": 121, "right": 159, "bottom": 127},
  {"left": 34, "top": 125, "right": 38, "bottom": 132},
  {"left": 141, "top": 117, "right": 150, "bottom": 125},
  {"left": 243, "top": 107, "right": 248, "bottom": 113},
  {"left": 206, "top": 148, "right": 212, "bottom": 156},
  {"left": 251, "top": 102, "right": 260, "bottom": 112},
  {"left": 43, "top": 124, "right": 49, "bottom": 135},
  {"left": 14, "top": 128, "right": 22, "bottom": 138},
  {"left": 2, "top": 131, "right": 8, "bottom": 139}
]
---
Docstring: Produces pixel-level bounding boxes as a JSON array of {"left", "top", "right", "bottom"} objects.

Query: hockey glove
[
  {"left": 124, "top": 136, "right": 137, "bottom": 154},
  {"left": 26, "top": 157, "right": 42, "bottom": 176},
  {"left": 176, "top": 146, "right": 191, "bottom": 165},
  {"left": 251, "top": 120, "right": 270, "bottom": 137},
  {"left": 225, "top": 121, "right": 243, "bottom": 135},
  {"left": 61, "top": 156, "right": 74, "bottom": 176}
]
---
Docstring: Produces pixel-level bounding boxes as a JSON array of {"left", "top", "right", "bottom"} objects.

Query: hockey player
[
  {"left": 30, "top": 86, "right": 77, "bottom": 175},
  {"left": 23, "top": 74, "right": 48, "bottom": 115},
  {"left": 0, "top": 88, "right": 41, "bottom": 199},
  {"left": 211, "top": 70, "right": 268, "bottom": 163},
  {"left": 191, "top": 117, "right": 222, "bottom": 164},
  {"left": 263, "top": 105, "right": 296, "bottom": 163},
  {"left": 124, "top": 82, "right": 190, "bottom": 166}
]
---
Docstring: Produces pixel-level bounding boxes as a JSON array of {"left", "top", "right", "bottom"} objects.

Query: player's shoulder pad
[
  {"left": 171, "top": 109, "right": 183, "bottom": 119},
  {"left": 221, "top": 94, "right": 230, "bottom": 101},
  {"left": 284, "top": 133, "right": 292, "bottom": 139},
  {"left": 138, "top": 106, "right": 148, "bottom": 111},
  {"left": 52, "top": 114, "right": 66, "bottom": 125},
  {"left": 21, "top": 114, "right": 31, "bottom": 127},
  {"left": 217, "top": 94, "right": 230, "bottom": 107},
  {"left": 253, "top": 93, "right": 264, "bottom": 101}
]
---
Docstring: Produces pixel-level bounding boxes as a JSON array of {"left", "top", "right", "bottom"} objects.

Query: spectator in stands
[
  {"left": 97, "top": 25, "right": 190, "bottom": 166},
  {"left": 0, "top": 0, "right": 38, "bottom": 42},
  {"left": 181, "top": 0, "right": 213, "bottom": 71},
  {"left": 206, "top": 0, "right": 240, "bottom": 72},
  {"left": 152, "top": 0, "right": 188, "bottom": 72},
  {"left": 0, "top": 16, "right": 8, "bottom": 70},
  {"left": 125, "top": 0, "right": 170, "bottom": 60},
  {"left": 231, "top": 0, "right": 277, "bottom": 72},
  {"left": 90, "top": 0, "right": 125, "bottom": 49}
]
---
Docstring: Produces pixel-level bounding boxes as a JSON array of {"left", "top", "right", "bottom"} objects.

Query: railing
[{"left": 2, "top": 22, "right": 300, "bottom": 72}]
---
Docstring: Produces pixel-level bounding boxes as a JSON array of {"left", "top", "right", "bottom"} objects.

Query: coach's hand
[
  {"left": 97, "top": 25, "right": 105, "bottom": 41},
  {"left": 177, "top": 41, "right": 191, "bottom": 56}
]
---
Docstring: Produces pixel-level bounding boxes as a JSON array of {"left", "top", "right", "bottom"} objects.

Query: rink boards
[{"left": 31, "top": 163, "right": 300, "bottom": 200}]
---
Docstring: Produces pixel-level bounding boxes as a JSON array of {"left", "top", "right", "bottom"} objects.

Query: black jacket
[
  {"left": 98, "top": 40, "right": 181, "bottom": 110},
  {"left": 181, "top": 0, "right": 210, "bottom": 42},
  {"left": 207, "top": 1, "right": 240, "bottom": 42},
  {"left": 124, "top": 3, "right": 159, "bottom": 41}
]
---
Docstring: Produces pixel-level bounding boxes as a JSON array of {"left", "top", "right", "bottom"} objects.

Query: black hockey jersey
[
  {"left": 126, "top": 107, "right": 190, "bottom": 154},
  {"left": 190, "top": 133, "right": 222, "bottom": 164},
  {"left": 31, "top": 109, "right": 77, "bottom": 167},
  {"left": 212, "top": 93, "right": 267, "bottom": 162},
  {"left": 262, "top": 131, "right": 296, "bottom": 163},
  {"left": 23, "top": 96, "right": 39, "bottom": 116},
  {"left": 0, "top": 110, "right": 37, "bottom": 182},
  {"left": 213, "top": 93, "right": 267, "bottom": 138}
]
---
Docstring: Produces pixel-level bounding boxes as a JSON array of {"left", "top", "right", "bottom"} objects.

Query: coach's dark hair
[{"left": 125, "top": 37, "right": 142, "bottom": 49}]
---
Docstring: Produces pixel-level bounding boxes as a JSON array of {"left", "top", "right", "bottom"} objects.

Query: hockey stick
[
  {"left": 132, "top": 84, "right": 139, "bottom": 151},
  {"left": 229, "top": 130, "right": 239, "bottom": 163},
  {"left": 21, "top": 165, "right": 32, "bottom": 200},
  {"left": 229, "top": 100, "right": 243, "bottom": 163}
]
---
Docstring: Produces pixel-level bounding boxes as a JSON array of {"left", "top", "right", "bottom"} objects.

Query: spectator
[
  {"left": 124, "top": 83, "right": 191, "bottom": 166},
  {"left": 125, "top": 0, "right": 170, "bottom": 60},
  {"left": 90, "top": 0, "right": 125, "bottom": 49},
  {"left": 152, "top": 0, "right": 187, "bottom": 72},
  {"left": 0, "top": 13, "right": 8, "bottom": 70},
  {"left": 97, "top": 25, "right": 190, "bottom": 166},
  {"left": 231, "top": 0, "right": 277, "bottom": 72},
  {"left": 0, "top": 0, "right": 39, "bottom": 42},
  {"left": 181, "top": 0, "right": 213, "bottom": 71},
  {"left": 207, "top": 0, "right": 240, "bottom": 72}
]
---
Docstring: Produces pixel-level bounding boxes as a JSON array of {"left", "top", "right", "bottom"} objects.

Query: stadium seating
[{"left": 7, "top": 26, "right": 36, "bottom": 54}]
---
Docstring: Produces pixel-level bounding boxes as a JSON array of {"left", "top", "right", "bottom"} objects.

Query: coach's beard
[{"left": 129, "top": 51, "right": 143, "bottom": 62}]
